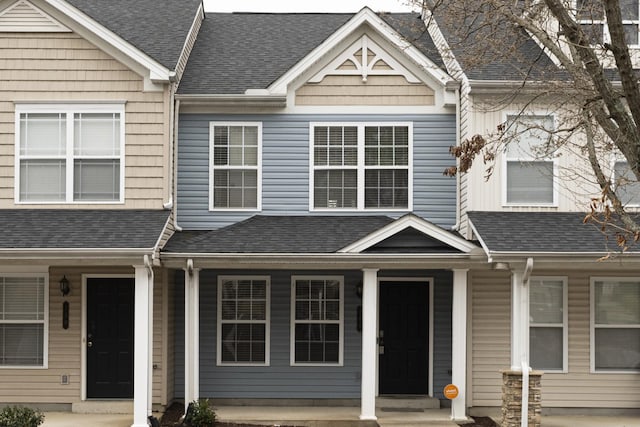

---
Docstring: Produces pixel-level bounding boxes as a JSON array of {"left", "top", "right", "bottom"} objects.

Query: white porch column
[
  {"left": 360, "top": 268, "right": 378, "bottom": 421},
  {"left": 132, "top": 264, "right": 152, "bottom": 427},
  {"left": 510, "top": 260, "right": 532, "bottom": 370},
  {"left": 184, "top": 261, "right": 200, "bottom": 412},
  {"left": 451, "top": 269, "right": 468, "bottom": 422}
]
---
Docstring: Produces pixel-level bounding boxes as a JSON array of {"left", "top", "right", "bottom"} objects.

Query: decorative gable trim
[
  {"left": 0, "top": 0, "right": 70, "bottom": 32},
  {"left": 339, "top": 213, "right": 477, "bottom": 254},
  {"left": 268, "top": 7, "right": 455, "bottom": 96},
  {"left": 309, "top": 35, "right": 422, "bottom": 84}
]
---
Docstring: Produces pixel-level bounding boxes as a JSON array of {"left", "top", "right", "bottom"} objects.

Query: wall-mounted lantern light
[{"left": 59, "top": 275, "right": 70, "bottom": 297}]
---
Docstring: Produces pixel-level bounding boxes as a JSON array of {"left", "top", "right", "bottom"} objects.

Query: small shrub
[
  {"left": 0, "top": 405, "right": 44, "bottom": 427},
  {"left": 184, "top": 399, "right": 217, "bottom": 427}
]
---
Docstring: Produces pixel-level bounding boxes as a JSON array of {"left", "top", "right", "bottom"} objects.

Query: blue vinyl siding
[
  {"left": 173, "top": 269, "right": 452, "bottom": 400},
  {"left": 177, "top": 114, "right": 456, "bottom": 230}
]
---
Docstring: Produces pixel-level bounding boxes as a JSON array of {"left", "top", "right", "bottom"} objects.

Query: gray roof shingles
[
  {"left": 178, "top": 11, "right": 446, "bottom": 94},
  {"left": 0, "top": 210, "right": 169, "bottom": 249},
  {"left": 468, "top": 211, "right": 634, "bottom": 253},
  {"left": 163, "top": 215, "right": 395, "bottom": 253},
  {"left": 65, "top": 0, "right": 202, "bottom": 70}
]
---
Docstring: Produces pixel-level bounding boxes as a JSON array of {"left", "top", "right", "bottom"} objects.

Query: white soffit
[
  {"left": 339, "top": 214, "right": 477, "bottom": 253},
  {"left": 0, "top": 0, "right": 70, "bottom": 32}
]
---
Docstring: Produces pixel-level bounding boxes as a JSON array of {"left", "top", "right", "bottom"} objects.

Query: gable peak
[{"left": 0, "top": 0, "right": 71, "bottom": 32}]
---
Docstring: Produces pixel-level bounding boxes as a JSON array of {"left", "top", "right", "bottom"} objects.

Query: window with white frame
[
  {"left": 613, "top": 160, "right": 640, "bottom": 205},
  {"left": 311, "top": 123, "right": 411, "bottom": 210},
  {"left": 291, "top": 276, "right": 343, "bottom": 365},
  {"left": 576, "top": 0, "right": 639, "bottom": 45},
  {"left": 16, "top": 105, "right": 124, "bottom": 203},
  {"left": 217, "top": 276, "right": 269, "bottom": 365},
  {"left": 210, "top": 123, "right": 261, "bottom": 210},
  {"left": 529, "top": 277, "right": 567, "bottom": 371},
  {"left": 504, "top": 115, "right": 555, "bottom": 205},
  {"left": 0, "top": 275, "right": 47, "bottom": 367},
  {"left": 592, "top": 278, "right": 640, "bottom": 371}
]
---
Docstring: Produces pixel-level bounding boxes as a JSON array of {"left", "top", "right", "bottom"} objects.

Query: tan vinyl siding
[
  {"left": 470, "top": 270, "right": 511, "bottom": 407},
  {"left": 153, "top": 268, "right": 166, "bottom": 408},
  {"left": 295, "top": 75, "right": 435, "bottom": 106},
  {"left": 0, "top": 32, "right": 170, "bottom": 209}
]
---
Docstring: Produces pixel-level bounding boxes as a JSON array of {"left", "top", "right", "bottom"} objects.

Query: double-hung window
[
  {"left": 0, "top": 275, "right": 48, "bottom": 368},
  {"left": 529, "top": 277, "right": 568, "bottom": 372},
  {"left": 504, "top": 115, "right": 556, "bottom": 205},
  {"left": 311, "top": 123, "right": 411, "bottom": 210},
  {"left": 16, "top": 104, "right": 124, "bottom": 203},
  {"left": 210, "top": 122, "right": 261, "bottom": 210},
  {"left": 613, "top": 160, "right": 640, "bottom": 206},
  {"left": 577, "top": 0, "right": 639, "bottom": 45},
  {"left": 592, "top": 278, "right": 640, "bottom": 372},
  {"left": 291, "top": 276, "right": 343, "bottom": 365},
  {"left": 217, "top": 276, "right": 269, "bottom": 365}
]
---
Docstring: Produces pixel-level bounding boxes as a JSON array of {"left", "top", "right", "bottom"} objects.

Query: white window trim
[
  {"left": 14, "top": 103, "right": 125, "bottom": 204},
  {"left": 216, "top": 275, "right": 270, "bottom": 367},
  {"left": 576, "top": 0, "right": 640, "bottom": 48},
  {"left": 0, "top": 272, "right": 49, "bottom": 369},
  {"left": 500, "top": 113, "right": 558, "bottom": 207},
  {"left": 208, "top": 122, "right": 263, "bottom": 212},
  {"left": 529, "top": 276, "right": 568, "bottom": 373},
  {"left": 590, "top": 276, "right": 640, "bottom": 374},
  {"left": 611, "top": 157, "right": 640, "bottom": 207},
  {"left": 290, "top": 275, "right": 344, "bottom": 367},
  {"left": 308, "top": 122, "right": 414, "bottom": 212}
]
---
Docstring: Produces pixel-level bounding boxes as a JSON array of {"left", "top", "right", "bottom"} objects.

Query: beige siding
[
  {"left": 0, "top": 32, "right": 170, "bottom": 209},
  {"left": 471, "top": 269, "right": 640, "bottom": 409},
  {"left": 470, "top": 270, "right": 511, "bottom": 407},
  {"left": 295, "top": 75, "right": 435, "bottom": 106}
]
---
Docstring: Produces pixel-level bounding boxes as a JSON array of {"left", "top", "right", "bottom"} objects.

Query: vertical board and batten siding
[
  {"left": 177, "top": 114, "right": 456, "bottom": 230},
  {"left": 173, "top": 269, "right": 453, "bottom": 400},
  {"left": 0, "top": 32, "right": 170, "bottom": 208},
  {"left": 470, "top": 269, "right": 640, "bottom": 409}
]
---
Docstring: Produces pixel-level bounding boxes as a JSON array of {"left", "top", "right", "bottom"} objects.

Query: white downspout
[
  {"left": 520, "top": 257, "right": 533, "bottom": 427},
  {"left": 172, "top": 99, "right": 182, "bottom": 231},
  {"left": 452, "top": 86, "right": 461, "bottom": 231}
]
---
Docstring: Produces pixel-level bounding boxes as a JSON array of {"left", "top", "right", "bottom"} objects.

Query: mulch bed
[{"left": 160, "top": 402, "right": 497, "bottom": 427}]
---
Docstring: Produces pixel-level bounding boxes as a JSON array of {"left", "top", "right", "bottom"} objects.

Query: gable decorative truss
[
  {"left": 267, "top": 7, "right": 457, "bottom": 101},
  {"left": 339, "top": 213, "right": 478, "bottom": 254},
  {"left": 0, "top": 0, "right": 70, "bottom": 32},
  {"left": 309, "top": 35, "right": 422, "bottom": 84}
]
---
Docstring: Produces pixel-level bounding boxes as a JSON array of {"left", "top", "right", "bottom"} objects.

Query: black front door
[
  {"left": 379, "top": 281, "right": 429, "bottom": 394},
  {"left": 86, "top": 277, "right": 134, "bottom": 399}
]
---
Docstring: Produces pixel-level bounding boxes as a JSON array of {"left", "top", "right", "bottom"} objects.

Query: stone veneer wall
[{"left": 501, "top": 370, "right": 542, "bottom": 427}]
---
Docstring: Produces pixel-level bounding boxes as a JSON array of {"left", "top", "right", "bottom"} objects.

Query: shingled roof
[
  {"left": 0, "top": 210, "right": 169, "bottom": 249},
  {"left": 164, "top": 215, "right": 395, "bottom": 253},
  {"left": 66, "top": 0, "right": 202, "bottom": 70},
  {"left": 177, "top": 11, "right": 445, "bottom": 94},
  {"left": 468, "top": 211, "right": 638, "bottom": 254}
]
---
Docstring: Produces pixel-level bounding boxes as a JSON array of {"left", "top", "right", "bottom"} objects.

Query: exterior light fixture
[{"left": 59, "top": 275, "right": 70, "bottom": 296}]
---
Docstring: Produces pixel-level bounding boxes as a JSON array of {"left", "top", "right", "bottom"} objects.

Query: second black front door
[
  {"left": 379, "top": 281, "right": 429, "bottom": 394},
  {"left": 86, "top": 277, "right": 134, "bottom": 399}
]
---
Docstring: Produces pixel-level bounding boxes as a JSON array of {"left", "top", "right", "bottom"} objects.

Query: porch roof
[
  {"left": 0, "top": 209, "right": 170, "bottom": 250},
  {"left": 468, "top": 211, "right": 640, "bottom": 254},
  {"left": 164, "top": 215, "right": 395, "bottom": 253}
]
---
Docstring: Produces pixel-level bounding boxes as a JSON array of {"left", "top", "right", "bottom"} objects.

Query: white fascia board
[
  {"left": 268, "top": 6, "right": 455, "bottom": 95},
  {"left": 0, "top": 248, "right": 154, "bottom": 259},
  {"left": 339, "top": 213, "right": 478, "bottom": 253},
  {"left": 44, "top": 0, "right": 173, "bottom": 82},
  {"left": 468, "top": 218, "right": 492, "bottom": 258}
]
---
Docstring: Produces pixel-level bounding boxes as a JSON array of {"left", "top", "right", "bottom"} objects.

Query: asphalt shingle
[
  {"left": 0, "top": 210, "right": 169, "bottom": 249},
  {"left": 65, "top": 0, "right": 202, "bottom": 70},
  {"left": 163, "top": 215, "right": 395, "bottom": 253}
]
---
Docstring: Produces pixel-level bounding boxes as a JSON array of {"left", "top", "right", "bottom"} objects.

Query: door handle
[{"left": 87, "top": 341, "right": 93, "bottom": 348}]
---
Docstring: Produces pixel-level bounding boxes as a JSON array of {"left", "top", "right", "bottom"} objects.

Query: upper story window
[
  {"left": 503, "top": 115, "right": 556, "bottom": 206},
  {"left": 591, "top": 278, "right": 640, "bottom": 372},
  {"left": 613, "top": 160, "right": 640, "bottom": 206},
  {"left": 209, "top": 122, "right": 261, "bottom": 211},
  {"left": 217, "top": 276, "right": 270, "bottom": 366},
  {"left": 15, "top": 104, "right": 124, "bottom": 203},
  {"left": 577, "top": 0, "right": 639, "bottom": 45},
  {"left": 310, "top": 123, "right": 412, "bottom": 211},
  {"left": 0, "top": 275, "right": 48, "bottom": 368},
  {"left": 529, "top": 277, "right": 568, "bottom": 372}
]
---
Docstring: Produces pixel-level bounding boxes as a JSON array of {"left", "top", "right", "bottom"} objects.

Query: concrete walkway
[{"left": 41, "top": 408, "right": 640, "bottom": 427}]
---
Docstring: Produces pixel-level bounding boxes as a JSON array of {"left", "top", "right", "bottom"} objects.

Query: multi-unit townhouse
[
  {"left": 2, "top": 1, "right": 640, "bottom": 426},
  {"left": 0, "top": 1, "right": 202, "bottom": 426}
]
